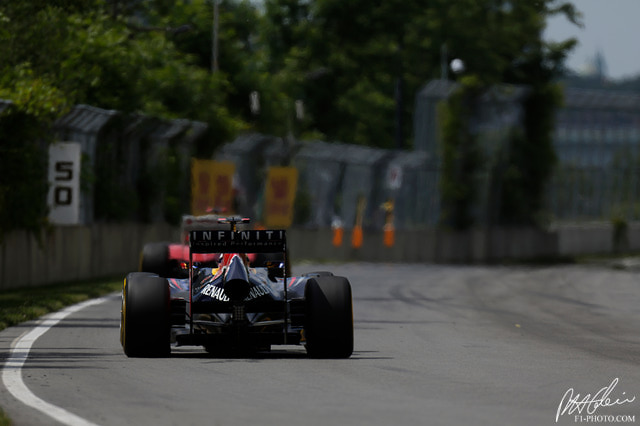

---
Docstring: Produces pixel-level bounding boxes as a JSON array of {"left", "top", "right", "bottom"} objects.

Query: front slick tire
[
  {"left": 121, "top": 272, "right": 170, "bottom": 357},
  {"left": 304, "top": 276, "right": 354, "bottom": 358}
]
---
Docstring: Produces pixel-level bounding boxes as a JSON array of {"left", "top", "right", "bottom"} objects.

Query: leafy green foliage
[
  {"left": 439, "top": 77, "right": 485, "bottom": 230},
  {"left": 0, "top": 111, "right": 51, "bottom": 241},
  {"left": 0, "top": 65, "right": 70, "bottom": 123},
  {"left": 0, "top": 0, "right": 583, "bottom": 147},
  {"left": 0, "top": 1, "right": 245, "bottom": 139},
  {"left": 264, "top": 0, "right": 421, "bottom": 147},
  {"left": 258, "top": 0, "right": 580, "bottom": 152}
]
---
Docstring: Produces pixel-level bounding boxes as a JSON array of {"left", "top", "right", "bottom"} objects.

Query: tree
[
  {"left": 271, "top": 0, "right": 424, "bottom": 147},
  {"left": 496, "top": 0, "right": 581, "bottom": 226},
  {"left": 438, "top": 77, "right": 485, "bottom": 230},
  {"left": 1, "top": 0, "right": 248, "bottom": 146},
  {"left": 434, "top": 0, "right": 581, "bottom": 228},
  {"left": 258, "top": 0, "right": 580, "bottom": 152},
  {"left": 136, "top": 0, "right": 274, "bottom": 131}
]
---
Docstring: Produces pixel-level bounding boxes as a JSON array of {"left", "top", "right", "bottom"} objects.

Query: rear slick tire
[
  {"left": 304, "top": 276, "right": 354, "bottom": 358},
  {"left": 121, "top": 272, "right": 171, "bottom": 357}
]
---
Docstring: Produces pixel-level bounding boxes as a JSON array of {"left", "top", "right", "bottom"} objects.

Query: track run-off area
[{"left": 0, "top": 262, "right": 639, "bottom": 426}]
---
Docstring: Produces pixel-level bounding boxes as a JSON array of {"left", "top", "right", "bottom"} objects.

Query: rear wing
[{"left": 189, "top": 229, "right": 286, "bottom": 254}]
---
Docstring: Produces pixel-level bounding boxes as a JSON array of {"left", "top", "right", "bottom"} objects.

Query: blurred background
[{"left": 1, "top": 0, "right": 640, "bottom": 286}]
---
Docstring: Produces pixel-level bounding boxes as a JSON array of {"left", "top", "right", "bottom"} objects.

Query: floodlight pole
[
  {"left": 212, "top": 0, "right": 219, "bottom": 73},
  {"left": 440, "top": 43, "right": 448, "bottom": 81}
]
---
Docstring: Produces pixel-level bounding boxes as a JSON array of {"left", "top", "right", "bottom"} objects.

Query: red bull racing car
[{"left": 120, "top": 217, "right": 354, "bottom": 358}]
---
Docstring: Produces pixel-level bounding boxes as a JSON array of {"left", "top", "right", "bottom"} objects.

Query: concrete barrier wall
[
  {"left": 555, "top": 222, "right": 640, "bottom": 255},
  {"left": 0, "top": 223, "right": 180, "bottom": 290},
  {"left": 286, "top": 227, "right": 559, "bottom": 264},
  {"left": 0, "top": 223, "right": 633, "bottom": 289}
]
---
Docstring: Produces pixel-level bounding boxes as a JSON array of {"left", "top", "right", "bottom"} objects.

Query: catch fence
[{"left": 413, "top": 80, "right": 640, "bottom": 225}]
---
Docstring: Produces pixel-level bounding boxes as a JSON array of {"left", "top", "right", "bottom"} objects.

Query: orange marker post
[
  {"left": 332, "top": 226, "right": 344, "bottom": 247},
  {"left": 383, "top": 223, "right": 395, "bottom": 247},
  {"left": 352, "top": 196, "right": 366, "bottom": 249},
  {"left": 382, "top": 199, "right": 395, "bottom": 247},
  {"left": 351, "top": 226, "right": 363, "bottom": 249}
]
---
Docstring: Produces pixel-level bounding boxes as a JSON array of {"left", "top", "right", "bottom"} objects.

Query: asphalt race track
[{"left": 1, "top": 262, "right": 639, "bottom": 426}]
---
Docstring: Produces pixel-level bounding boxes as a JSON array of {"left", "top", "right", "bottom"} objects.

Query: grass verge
[
  {"left": 0, "top": 409, "right": 9, "bottom": 426},
  {"left": 0, "top": 277, "right": 122, "bottom": 332},
  {"left": 0, "top": 277, "right": 122, "bottom": 425}
]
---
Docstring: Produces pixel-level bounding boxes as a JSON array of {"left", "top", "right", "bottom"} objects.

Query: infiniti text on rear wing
[{"left": 189, "top": 230, "right": 286, "bottom": 253}]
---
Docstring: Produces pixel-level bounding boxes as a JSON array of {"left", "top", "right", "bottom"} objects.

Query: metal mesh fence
[
  {"left": 54, "top": 105, "right": 208, "bottom": 224},
  {"left": 414, "top": 80, "right": 640, "bottom": 225},
  {"left": 547, "top": 89, "right": 640, "bottom": 221},
  {"left": 215, "top": 137, "right": 433, "bottom": 230},
  {"left": 40, "top": 80, "right": 640, "bottom": 229}
]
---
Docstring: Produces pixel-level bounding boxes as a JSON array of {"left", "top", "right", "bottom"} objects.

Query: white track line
[{"left": 2, "top": 296, "right": 112, "bottom": 426}]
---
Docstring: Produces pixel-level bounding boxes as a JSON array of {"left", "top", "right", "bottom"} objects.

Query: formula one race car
[
  {"left": 138, "top": 214, "right": 222, "bottom": 278},
  {"left": 120, "top": 217, "right": 353, "bottom": 358}
]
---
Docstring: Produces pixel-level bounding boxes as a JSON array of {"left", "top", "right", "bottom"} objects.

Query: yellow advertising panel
[
  {"left": 264, "top": 167, "right": 298, "bottom": 228},
  {"left": 191, "top": 159, "right": 235, "bottom": 215}
]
